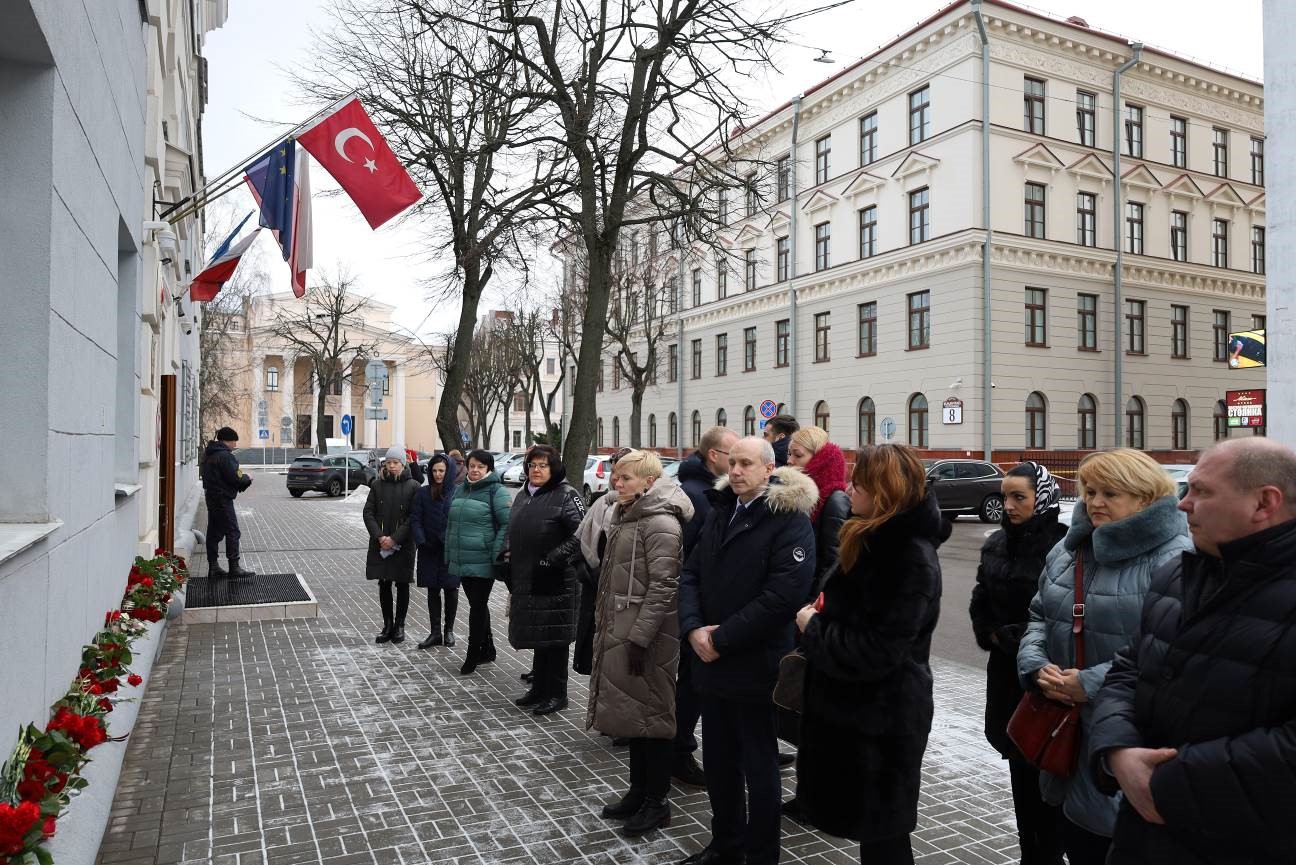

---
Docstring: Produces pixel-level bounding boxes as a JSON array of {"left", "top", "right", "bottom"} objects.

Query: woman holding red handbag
[{"left": 1016, "top": 449, "right": 1191, "bottom": 865}]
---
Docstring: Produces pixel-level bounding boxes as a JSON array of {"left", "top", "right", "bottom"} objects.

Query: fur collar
[
  {"left": 1064, "top": 495, "right": 1188, "bottom": 564},
  {"left": 713, "top": 465, "right": 818, "bottom": 516}
]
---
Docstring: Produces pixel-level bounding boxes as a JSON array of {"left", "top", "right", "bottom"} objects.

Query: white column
[
  {"left": 311, "top": 364, "right": 321, "bottom": 450},
  {"left": 252, "top": 356, "right": 264, "bottom": 437},
  {"left": 393, "top": 363, "right": 407, "bottom": 447},
  {"left": 1264, "top": 0, "right": 1294, "bottom": 445},
  {"left": 280, "top": 356, "right": 295, "bottom": 446}
]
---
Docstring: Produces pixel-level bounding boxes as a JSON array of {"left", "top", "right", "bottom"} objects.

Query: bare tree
[
  {"left": 602, "top": 243, "right": 677, "bottom": 447},
  {"left": 268, "top": 272, "right": 380, "bottom": 453}
]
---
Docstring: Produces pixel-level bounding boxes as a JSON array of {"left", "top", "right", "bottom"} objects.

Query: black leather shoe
[
  {"left": 520, "top": 671, "right": 534, "bottom": 683},
  {"left": 479, "top": 640, "right": 497, "bottom": 663},
  {"left": 417, "top": 632, "right": 442, "bottom": 649},
  {"left": 532, "top": 697, "right": 568, "bottom": 716},
  {"left": 228, "top": 561, "right": 257, "bottom": 579},
  {"left": 443, "top": 628, "right": 456, "bottom": 648},
  {"left": 375, "top": 622, "right": 394, "bottom": 644},
  {"left": 778, "top": 751, "right": 796, "bottom": 768},
  {"left": 621, "top": 799, "right": 670, "bottom": 837},
  {"left": 671, "top": 755, "right": 707, "bottom": 788},
  {"left": 514, "top": 690, "right": 544, "bottom": 708},
  {"left": 679, "top": 846, "right": 742, "bottom": 865},
  {"left": 208, "top": 562, "right": 228, "bottom": 578},
  {"left": 601, "top": 789, "right": 645, "bottom": 819},
  {"left": 459, "top": 651, "right": 479, "bottom": 676},
  {"left": 389, "top": 626, "right": 406, "bottom": 644}
]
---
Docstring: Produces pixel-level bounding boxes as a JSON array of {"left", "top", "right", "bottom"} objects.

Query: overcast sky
[{"left": 201, "top": 0, "right": 1263, "bottom": 331}]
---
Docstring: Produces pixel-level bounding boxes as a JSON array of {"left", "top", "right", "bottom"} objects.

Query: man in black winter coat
[
  {"left": 677, "top": 436, "right": 817, "bottom": 865},
  {"left": 1090, "top": 437, "right": 1296, "bottom": 865},
  {"left": 200, "top": 427, "right": 255, "bottom": 578}
]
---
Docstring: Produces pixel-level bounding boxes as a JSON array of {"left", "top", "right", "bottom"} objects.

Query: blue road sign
[
  {"left": 340, "top": 414, "right": 353, "bottom": 436},
  {"left": 759, "top": 399, "right": 778, "bottom": 419},
  {"left": 257, "top": 429, "right": 270, "bottom": 440},
  {"left": 758, "top": 419, "right": 768, "bottom": 431},
  {"left": 460, "top": 430, "right": 470, "bottom": 446}
]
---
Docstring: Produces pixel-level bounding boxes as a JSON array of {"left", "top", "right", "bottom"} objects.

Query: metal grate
[{"left": 186, "top": 573, "right": 310, "bottom": 608}]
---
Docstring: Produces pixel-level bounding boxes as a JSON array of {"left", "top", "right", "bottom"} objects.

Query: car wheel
[
  {"left": 289, "top": 489, "right": 304, "bottom": 498},
  {"left": 979, "top": 494, "right": 1005, "bottom": 523},
  {"left": 328, "top": 479, "right": 343, "bottom": 497}
]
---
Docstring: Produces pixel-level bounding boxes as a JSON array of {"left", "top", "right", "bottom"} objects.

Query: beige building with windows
[{"left": 589, "top": 0, "right": 1266, "bottom": 456}]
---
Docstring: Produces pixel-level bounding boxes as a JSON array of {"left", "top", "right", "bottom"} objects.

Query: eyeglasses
[
  {"left": 526, "top": 462, "right": 550, "bottom": 470},
  {"left": 712, "top": 449, "right": 730, "bottom": 456}
]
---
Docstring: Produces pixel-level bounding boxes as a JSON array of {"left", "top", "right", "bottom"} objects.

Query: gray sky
[{"left": 202, "top": 0, "right": 1262, "bottom": 329}]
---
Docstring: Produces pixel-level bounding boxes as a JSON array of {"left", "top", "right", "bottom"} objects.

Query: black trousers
[
  {"left": 628, "top": 738, "right": 672, "bottom": 800},
  {"left": 672, "top": 645, "right": 702, "bottom": 760},
  {"left": 427, "top": 586, "right": 459, "bottom": 630},
  {"left": 1058, "top": 815, "right": 1111, "bottom": 865},
  {"left": 1008, "top": 757, "right": 1064, "bottom": 865},
  {"left": 378, "top": 581, "right": 410, "bottom": 625},
  {"left": 858, "top": 835, "right": 914, "bottom": 865},
  {"left": 573, "top": 578, "right": 597, "bottom": 674},
  {"left": 205, "top": 496, "right": 241, "bottom": 564},
  {"left": 700, "top": 695, "right": 781, "bottom": 865},
  {"left": 462, "top": 578, "right": 494, "bottom": 650},
  {"left": 533, "top": 644, "right": 570, "bottom": 701}
]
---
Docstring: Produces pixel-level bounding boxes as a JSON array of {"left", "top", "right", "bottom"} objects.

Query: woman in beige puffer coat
[{"left": 586, "top": 450, "right": 694, "bottom": 839}]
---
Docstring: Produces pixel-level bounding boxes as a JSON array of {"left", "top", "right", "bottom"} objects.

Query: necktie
[{"left": 729, "top": 502, "right": 746, "bottom": 528}]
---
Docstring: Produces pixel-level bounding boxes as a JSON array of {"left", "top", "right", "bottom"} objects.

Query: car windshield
[{"left": 291, "top": 457, "right": 322, "bottom": 466}]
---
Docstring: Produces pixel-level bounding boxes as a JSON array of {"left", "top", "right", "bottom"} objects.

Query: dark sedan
[
  {"left": 287, "top": 455, "right": 374, "bottom": 497},
  {"left": 922, "top": 458, "right": 1006, "bottom": 522}
]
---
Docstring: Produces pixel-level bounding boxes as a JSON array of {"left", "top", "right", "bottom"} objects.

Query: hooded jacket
[
  {"left": 362, "top": 464, "right": 422, "bottom": 583},
  {"left": 201, "top": 440, "right": 252, "bottom": 500},
  {"left": 505, "top": 463, "right": 587, "bottom": 649},
  {"left": 1017, "top": 496, "right": 1192, "bottom": 836},
  {"left": 586, "top": 482, "right": 695, "bottom": 739},
  {"left": 445, "top": 471, "right": 511, "bottom": 580},
  {"left": 412, "top": 454, "right": 457, "bottom": 589},
  {"left": 801, "top": 442, "right": 851, "bottom": 594},
  {"left": 678, "top": 465, "right": 818, "bottom": 702}
]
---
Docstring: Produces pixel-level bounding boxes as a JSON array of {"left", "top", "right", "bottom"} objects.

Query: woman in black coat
[
  {"left": 795, "top": 443, "right": 947, "bottom": 865},
  {"left": 505, "top": 444, "right": 586, "bottom": 716},
  {"left": 411, "top": 453, "right": 458, "bottom": 649},
  {"left": 969, "top": 462, "right": 1067, "bottom": 865},
  {"left": 363, "top": 447, "right": 422, "bottom": 645}
]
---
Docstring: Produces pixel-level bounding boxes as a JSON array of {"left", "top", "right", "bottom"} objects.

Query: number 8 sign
[{"left": 942, "top": 396, "right": 963, "bottom": 425}]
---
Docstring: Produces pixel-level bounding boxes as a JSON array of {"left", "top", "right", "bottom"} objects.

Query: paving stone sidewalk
[{"left": 96, "top": 475, "right": 1022, "bottom": 865}]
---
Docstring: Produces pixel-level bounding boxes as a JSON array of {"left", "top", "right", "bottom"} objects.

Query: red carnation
[
  {"left": 140, "top": 577, "right": 153, "bottom": 588},
  {"left": 16, "top": 779, "right": 45, "bottom": 803},
  {"left": 127, "top": 674, "right": 142, "bottom": 687},
  {"left": 97, "top": 698, "right": 113, "bottom": 713}
]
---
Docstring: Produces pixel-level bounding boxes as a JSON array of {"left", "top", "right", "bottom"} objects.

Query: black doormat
[{"left": 186, "top": 573, "right": 310, "bottom": 608}]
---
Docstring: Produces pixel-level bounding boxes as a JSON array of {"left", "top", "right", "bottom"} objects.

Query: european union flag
[{"left": 244, "top": 138, "right": 296, "bottom": 261}]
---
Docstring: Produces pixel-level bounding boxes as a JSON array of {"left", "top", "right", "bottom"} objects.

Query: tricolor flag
[
  {"left": 245, "top": 138, "right": 313, "bottom": 296},
  {"left": 190, "top": 212, "right": 260, "bottom": 303}
]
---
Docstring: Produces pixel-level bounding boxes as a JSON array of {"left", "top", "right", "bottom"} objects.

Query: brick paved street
[{"left": 96, "top": 471, "right": 1021, "bottom": 865}]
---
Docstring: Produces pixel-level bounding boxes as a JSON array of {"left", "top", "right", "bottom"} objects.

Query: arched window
[
  {"left": 648, "top": 414, "right": 657, "bottom": 448},
  {"left": 597, "top": 418, "right": 605, "bottom": 448},
  {"left": 1077, "top": 393, "right": 1097, "bottom": 449},
  {"left": 908, "top": 393, "right": 929, "bottom": 447},
  {"left": 717, "top": 407, "right": 728, "bottom": 428},
  {"left": 1171, "top": 399, "right": 1189, "bottom": 450},
  {"left": 1213, "top": 400, "right": 1229, "bottom": 441},
  {"left": 691, "top": 410, "right": 702, "bottom": 446},
  {"left": 613, "top": 416, "right": 621, "bottom": 448},
  {"left": 1026, "top": 392, "right": 1047, "bottom": 449},
  {"left": 668, "top": 412, "right": 678, "bottom": 448},
  {"left": 1126, "top": 396, "right": 1146, "bottom": 449},
  {"left": 743, "top": 405, "right": 756, "bottom": 436},
  {"left": 858, "top": 397, "right": 876, "bottom": 446},
  {"left": 814, "top": 400, "right": 830, "bottom": 432}
]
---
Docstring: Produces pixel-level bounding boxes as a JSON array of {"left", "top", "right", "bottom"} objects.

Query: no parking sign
[{"left": 759, "top": 399, "right": 778, "bottom": 419}]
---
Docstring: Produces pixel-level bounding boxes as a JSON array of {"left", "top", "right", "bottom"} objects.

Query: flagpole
[{"left": 161, "top": 89, "right": 359, "bottom": 223}]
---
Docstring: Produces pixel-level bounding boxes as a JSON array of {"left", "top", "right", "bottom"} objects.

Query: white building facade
[{"left": 590, "top": 0, "right": 1266, "bottom": 457}]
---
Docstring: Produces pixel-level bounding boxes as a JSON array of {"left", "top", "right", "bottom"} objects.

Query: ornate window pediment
[
  {"left": 840, "top": 169, "right": 888, "bottom": 199},
  {"left": 1066, "top": 153, "right": 1113, "bottom": 183},
  {"left": 1013, "top": 142, "right": 1065, "bottom": 171},
  {"left": 890, "top": 151, "right": 940, "bottom": 184},
  {"left": 1120, "top": 163, "right": 1162, "bottom": 192},
  {"left": 1204, "top": 182, "right": 1247, "bottom": 208},
  {"left": 801, "top": 189, "right": 839, "bottom": 215},
  {"left": 1163, "top": 173, "right": 1205, "bottom": 200}
]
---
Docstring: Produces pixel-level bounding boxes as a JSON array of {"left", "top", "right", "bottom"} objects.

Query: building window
[
  {"left": 717, "top": 407, "right": 727, "bottom": 428},
  {"left": 1213, "top": 127, "right": 1229, "bottom": 177},
  {"left": 744, "top": 249, "right": 757, "bottom": 291},
  {"left": 1023, "top": 77, "right": 1045, "bottom": 134},
  {"left": 815, "top": 135, "right": 831, "bottom": 185},
  {"left": 858, "top": 397, "right": 876, "bottom": 446},
  {"left": 1077, "top": 192, "right": 1096, "bottom": 247},
  {"left": 1124, "top": 104, "right": 1143, "bottom": 157},
  {"left": 908, "top": 187, "right": 930, "bottom": 244},
  {"left": 1251, "top": 137, "right": 1265, "bottom": 185},
  {"left": 717, "top": 187, "right": 728, "bottom": 224},
  {"left": 1170, "top": 116, "right": 1187, "bottom": 168},
  {"left": 908, "top": 393, "right": 929, "bottom": 447},
  {"left": 776, "top": 155, "right": 791, "bottom": 202},
  {"left": 814, "top": 222, "right": 831, "bottom": 271},
  {"left": 775, "top": 236, "right": 789, "bottom": 281},
  {"left": 715, "top": 333, "right": 728, "bottom": 376},
  {"left": 382, "top": 373, "right": 391, "bottom": 395},
  {"left": 515, "top": 390, "right": 528, "bottom": 412},
  {"left": 667, "top": 412, "right": 678, "bottom": 447},
  {"left": 814, "top": 312, "right": 831, "bottom": 362},
  {"left": 859, "top": 206, "right": 877, "bottom": 258},
  {"left": 596, "top": 359, "right": 604, "bottom": 392},
  {"left": 666, "top": 275, "right": 678, "bottom": 313},
  {"left": 1025, "top": 392, "right": 1047, "bottom": 448},
  {"left": 742, "top": 327, "right": 756, "bottom": 371},
  {"left": 691, "top": 410, "right": 701, "bottom": 447},
  {"left": 690, "top": 339, "right": 702, "bottom": 380},
  {"left": 1024, "top": 182, "right": 1046, "bottom": 238},
  {"left": 1213, "top": 310, "right": 1230, "bottom": 361},
  {"left": 716, "top": 258, "right": 728, "bottom": 300},
  {"left": 1078, "top": 393, "right": 1097, "bottom": 449},
  {"left": 1078, "top": 293, "right": 1098, "bottom": 351},
  {"left": 1254, "top": 314, "right": 1267, "bottom": 331},
  {"left": 1252, "top": 226, "right": 1266, "bottom": 275},
  {"left": 1025, "top": 288, "right": 1047, "bottom": 346},
  {"left": 612, "top": 416, "right": 620, "bottom": 447},
  {"left": 1126, "top": 396, "right": 1146, "bottom": 449},
  {"left": 648, "top": 414, "right": 657, "bottom": 448},
  {"left": 908, "top": 290, "right": 930, "bottom": 349},
  {"left": 745, "top": 171, "right": 758, "bottom": 216},
  {"left": 1170, "top": 211, "right": 1188, "bottom": 262},
  {"left": 667, "top": 343, "right": 678, "bottom": 382},
  {"left": 743, "top": 405, "right": 756, "bottom": 436},
  {"left": 1126, "top": 299, "right": 1146, "bottom": 354},
  {"left": 546, "top": 357, "right": 555, "bottom": 375},
  {"left": 858, "top": 301, "right": 877, "bottom": 356},
  {"left": 265, "top": 367, "right": 279, "bottom": 391},
  {"left": 1212, "top": 218, "right": 1229, "bottom": 268},
  {"left": 909, "top": 86, "right": 931, "bottom": 144},
  {"left": 860, "top": 112, "right": 878, "bottom": 165},
  {"left": 1214, "top": 400, "right": 1229, "bottom": 441},
  {"left": 775, "top": 319, "right": 789, "bottom": 367},
  {"left": 1076, "top": 90, "right": 1096, "bottom": 147},
  {"left": 1171, "top": 305, "right": 1189, "bottom": 359},
  {"left": 1172, "top": 399, "right": 1189, "bottom": 450},
  {"left": 597, "top": 418, "right": 604, "bottom": 447},
  {"left": 691, "top": 268, "right": 702, "bottom": 307},
  {"left": 1126, "top": 201, "right": 1144, "bottom": 254}
]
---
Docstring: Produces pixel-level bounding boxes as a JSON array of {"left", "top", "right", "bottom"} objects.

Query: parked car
[
  {"left": 349, "top": 449, "right": 380, "bottom": 470},
  {"left": 922, "top": 458, "right": 1006, "bottom": 522},
  {"left": 287, "top": 455, "right": 374, "bottom": 497},
  {"left": 497, "top": 453, "right": 526, "bottom": 485},
  {"left": 583, "top": 455, "right": 614, "bottom": 503}
]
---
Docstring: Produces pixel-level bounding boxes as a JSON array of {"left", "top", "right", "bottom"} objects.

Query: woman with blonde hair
[
  {"left": 586, "top": 449, "right": 694, "bottom": 837},
  {"left": 1017, "top": 449, "right": 1191, "bottom": 864},
  {"left": 786, "top": 426, "right": 852, "bottom": 592},
  {"left": 794, "top": 443, "right": 949, "bottom": 864}
]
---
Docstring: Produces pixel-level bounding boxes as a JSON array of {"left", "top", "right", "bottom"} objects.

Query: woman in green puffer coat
[{"left": 445, "top": 448, "right": 512, "bottom": 675}]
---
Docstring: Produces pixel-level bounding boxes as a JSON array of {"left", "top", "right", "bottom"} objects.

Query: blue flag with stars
[{"left": 244, "top": 138, "right": 296, "bottom": 261}]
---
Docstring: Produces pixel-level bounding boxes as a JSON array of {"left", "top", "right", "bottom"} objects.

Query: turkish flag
[{"left": 295, "top": 98, "right": 421, "bottom": 229}]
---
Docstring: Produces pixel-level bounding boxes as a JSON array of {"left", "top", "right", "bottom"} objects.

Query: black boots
[
  {"left": 208, "top": 561, "right": 228, "bottom": 578},
  {"left": 621, "top": 799, "right": 670, "bottom": 837},
  {"left": 479, "top": 636, "right": 496, "bottom": 664},
  {"left": 228, "top": 560, "right": 256, "bottom": 578},
  {"left": 514, "top": 689, "right": 544, "bottom": 708},
  {"left": 532, "top": 697, "right": 568, "bottom": 715},
  {"left": 375, "top": 617, "right": 395, "bottom": 644},
  {"left": 389, "top": 618, "right": 406, "bottom": 644},
  {"left": 601, "top": 789, "right": 645, "bottom": 819},
  {"left": 459, "top": 647, "right": 480, "bottom": 676},
  {"left": 418, "top": 631, "right": 443, "bottom": 650},
  {"left": 443, "top": 627, "right": 456, "bottom": 647}
]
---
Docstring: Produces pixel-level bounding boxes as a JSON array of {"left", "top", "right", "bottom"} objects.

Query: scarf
[
  {"left": 1020, "top": 461, "right": 1061, "bottom": 515},
  {"left": 801, "top": 441, "right": 849, "bottom": 523}
]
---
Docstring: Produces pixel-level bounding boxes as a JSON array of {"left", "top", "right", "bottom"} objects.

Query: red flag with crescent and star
[{"left": 295, "top": 97, "right": 422, "bottom": 230}]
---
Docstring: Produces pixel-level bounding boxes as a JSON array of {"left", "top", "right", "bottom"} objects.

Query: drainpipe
[
  {"left": 788, "top": 95, "right": 803, "bottom": 418},
  {"left": 677, "top": 243, "right": 686, "bottom": 458},
  {"left": 1112, "top": 42, "right": 1143, "bottom": 446},
  {"left": 972, "top": 0, "right": 992, "bottom": 461}
]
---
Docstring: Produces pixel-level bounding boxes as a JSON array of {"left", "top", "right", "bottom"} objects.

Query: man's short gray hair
[
  {"left": 736, "top": 435, "right": 776, "bottom": 466},
  {"left": 1209, "top": 437, "right": 1296, "bottom": 506}
]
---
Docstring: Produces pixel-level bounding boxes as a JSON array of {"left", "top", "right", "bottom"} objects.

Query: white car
[
  {"left": 501, "top": 455, "right": 527, "bottom": 486},
  {"left": 582, "top": 455, "right": 613, "bottom": 502}
]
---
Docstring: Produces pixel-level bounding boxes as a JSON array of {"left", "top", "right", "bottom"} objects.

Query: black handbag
[{"left": 773, "top": 650, "right": 807, "bottom": 713}]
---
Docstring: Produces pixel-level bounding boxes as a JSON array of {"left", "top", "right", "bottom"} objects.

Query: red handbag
[{"left": 1006, "top": 554, "right": 1086, "bottom": 778}]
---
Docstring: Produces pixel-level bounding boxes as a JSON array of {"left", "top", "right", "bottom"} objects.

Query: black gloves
[{"left": 627, "top": 643, "right": 648, "bottom": 677}]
